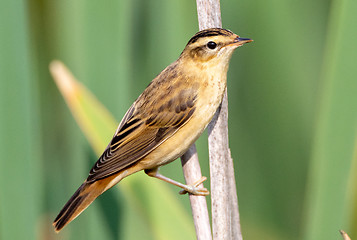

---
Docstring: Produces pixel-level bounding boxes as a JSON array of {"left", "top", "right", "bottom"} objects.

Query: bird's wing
[{"left": 87, "top": 83, "right": 198, "bottom": 182}]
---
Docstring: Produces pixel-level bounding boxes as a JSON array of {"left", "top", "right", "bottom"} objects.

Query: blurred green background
[{"left": 1, "top": 0, "right": 356, "bottom": 239}]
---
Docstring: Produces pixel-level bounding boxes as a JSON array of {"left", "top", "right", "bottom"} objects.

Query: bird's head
[{"left": 180, "top": 28, "right": 252, "bottom": 68}]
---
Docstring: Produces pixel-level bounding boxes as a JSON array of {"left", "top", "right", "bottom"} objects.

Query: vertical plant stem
[
  {"left": 196, "top": 0, "right": 243, "bottom": 239},
  {"left": 181, "top": 0, "right": 243, "bottom": 239},
  {"left": 196, "top": 0, "right": 222, "bottom": 29},
  {"left": 207, "top": 92, "right": 230, "bottom": 240},
  {"left": 181, "top": 145, "right": 212, "bottom": 240},
  {"left": 227, "top": 151, "right": 242, "bottom": 239}
]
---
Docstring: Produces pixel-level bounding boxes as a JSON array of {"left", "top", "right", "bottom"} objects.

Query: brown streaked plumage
[{"left": 53, "top": 28, "right": 252, "bottom": 232}]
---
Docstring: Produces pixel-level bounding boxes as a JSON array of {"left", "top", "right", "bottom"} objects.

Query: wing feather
[{"left": 87, "top": 73, "right": 198, "bottom": 182}]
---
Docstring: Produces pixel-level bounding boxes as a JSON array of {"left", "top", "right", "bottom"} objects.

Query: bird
[{"left": 53, "top": 28, "right": 252, "bottom": 232}]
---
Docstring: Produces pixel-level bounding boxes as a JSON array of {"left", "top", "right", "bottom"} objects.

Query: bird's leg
[{"left": 145, "top": 168, "right": 209, "bottom": 196}]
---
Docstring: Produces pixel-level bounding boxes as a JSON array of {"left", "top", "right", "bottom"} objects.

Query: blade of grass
[
  {"left": 303, "top": 0, "right": 357, "bottom": 239},
  {"left": 0, "top": 2, "right": 42, "bottom": 240}
]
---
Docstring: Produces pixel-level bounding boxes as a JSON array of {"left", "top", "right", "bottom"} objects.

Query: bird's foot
[{"left": 179, "top": 176, "right": 209, "bottom": 196}]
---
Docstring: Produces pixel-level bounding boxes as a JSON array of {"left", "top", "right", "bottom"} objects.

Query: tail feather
[
  {"left": 53, "top": 170, "right": 129, "bottom": 232},
  {"left": 53, "top": 182, "right": 102, "bottom": 232}
]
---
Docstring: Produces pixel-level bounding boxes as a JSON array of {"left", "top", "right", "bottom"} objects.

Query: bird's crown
[{"left": 180, "top": 28, "right": 252, "bottom": 62}]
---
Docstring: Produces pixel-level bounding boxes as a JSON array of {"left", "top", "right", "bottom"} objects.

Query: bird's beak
[
  {"left": 231, "top": 37, "right": 253, "bottom": 47},
  {"left": 227, "top": 36, "right": 253, "bottom": 48}
]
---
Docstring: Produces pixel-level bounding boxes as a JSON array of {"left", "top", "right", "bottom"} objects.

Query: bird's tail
[{"left": 53, "top": 181, "right": 104, "bottom": 232}]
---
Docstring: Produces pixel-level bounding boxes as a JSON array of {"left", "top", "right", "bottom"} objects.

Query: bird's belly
[
  {"left": 138, "top": 117, "right": 207, "bottom": 169},
  {"left": 138, "top": 80, "right": 225, "bottom": 169}
]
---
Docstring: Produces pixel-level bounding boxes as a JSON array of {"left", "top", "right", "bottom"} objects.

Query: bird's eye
[{"left": 207, "top": 41, "right": 217, "bottom": 50}]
